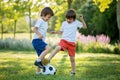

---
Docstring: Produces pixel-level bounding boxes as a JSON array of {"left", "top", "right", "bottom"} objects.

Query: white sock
[
  {"left": 36, "top": 71, "right": 41, "bottom": 75},
  {"left": 37, "top": 59, "right": 41, "bottom": 62}
]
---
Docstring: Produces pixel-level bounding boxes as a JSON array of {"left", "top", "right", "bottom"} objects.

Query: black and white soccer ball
[{"left": 42, "top": 64, "right": 56, "bottom": 75}]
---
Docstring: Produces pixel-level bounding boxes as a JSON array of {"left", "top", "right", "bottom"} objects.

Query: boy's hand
[
  {"left": 38, "top": 34, "right": 43, "bottom": 39},
  {"left": 79, "top": 14, "right": 87, "bottom": 29},
  {"left": 79, "top": 14, "right": 84, "bottom": 20}
]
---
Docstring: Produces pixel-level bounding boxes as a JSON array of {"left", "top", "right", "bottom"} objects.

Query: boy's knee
[
  {"left": 56, "top": 46, "right": 61, "bottom": 50},
  {"left": 71, "top": 59, "right": 75, "bottom": 62},
  {"left": 46, "top": 46, "right": 51, "bottom": 50}
]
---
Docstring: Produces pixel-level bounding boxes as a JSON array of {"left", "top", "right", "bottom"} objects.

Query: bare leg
[
  {"left": 48, "top": 46, "right": 61, "bottom": 60},
  {"left": 38, "top": 45, "right": 50, "bottom": 60},
  {"left": 36, "top": 67, "right": 41, "bottom": 74},
  {"left": 70, "top": 56, "right": 75, "bottom": 73},
  {"left": 36, "top": 67, "right": 41, "bottom": 72},
  {"left": 34, "top": 46, "right": 51, "bottom": 68}
]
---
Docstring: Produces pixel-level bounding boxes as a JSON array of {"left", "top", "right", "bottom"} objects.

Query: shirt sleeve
[
  {"left": 34, "top": 19, "right": 42, "bottom": 28},
  {"left": 77, "top": 20, "right": 83, "bottom": 28}
]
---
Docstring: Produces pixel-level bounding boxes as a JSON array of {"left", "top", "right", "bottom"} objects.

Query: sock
[
  {"left": 37, "top": 59, "right": 41, "bottom": 62},
  {"left": 36, "top": 71, "right": 41, "bottom": 75},
  {"left": 71, "top": 71, "right": 75, "bottom": 74}
]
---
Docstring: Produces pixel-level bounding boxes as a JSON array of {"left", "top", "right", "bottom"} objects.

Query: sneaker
[
  {"left": 70, "top": 72, "right": 75, "bottom": 76},
  {"left": 34, "top": 60, "right": 43, "bottom": 68}
]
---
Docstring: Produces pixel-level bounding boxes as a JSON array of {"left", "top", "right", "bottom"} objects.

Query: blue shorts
[{"left": 32, "top": 39, "right": 47, "bottom": 56}]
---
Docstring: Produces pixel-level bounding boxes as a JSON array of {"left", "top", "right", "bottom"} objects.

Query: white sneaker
[{"left": 70, "top": 71, "right": 75, "bottom": 76}]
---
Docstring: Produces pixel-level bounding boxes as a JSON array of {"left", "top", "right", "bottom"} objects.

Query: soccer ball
[{"left": 42, "top": 64, "right": 56, "bottom": 75}]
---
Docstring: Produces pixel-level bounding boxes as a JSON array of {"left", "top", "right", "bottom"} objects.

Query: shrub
[
  {"left": 76, "top": 32, "right": 114, "bottom": 53},
  {"left": 76, "top": 41, "right": 113, "bottom": 53},
  {"left": 0, "top": 39, "right": 4, "bottom": 49},
  {"left": 114, "top": 43, "right": 120, "bottom": 54},
  {"left": 0, "top": 38, "right": 34, "bottom": 51}
]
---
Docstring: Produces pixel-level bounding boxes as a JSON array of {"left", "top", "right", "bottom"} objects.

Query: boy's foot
[
  {"left": 34, "top": 60, "right": 43, "bottom": 68},
  {"left": 70, "top": 72, "right": 75, "bottom": 76},
  {"left": 42, "top": 58, "right": 50, "bottom": 66}
]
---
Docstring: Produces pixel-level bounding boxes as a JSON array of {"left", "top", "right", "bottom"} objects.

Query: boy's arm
[
  {"left": 33, "top": 27, "right": 43, "bottom": 39},
  {"left": 80, "top": 15, "right": 87, "bottom": 29},
  {"left": 50, "top": 31, "right": 63, "bottom": 34}
]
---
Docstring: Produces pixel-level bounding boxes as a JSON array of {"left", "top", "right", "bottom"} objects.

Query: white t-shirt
[
  {"left": 60, "top": 20, "right": 83, "bottom": 42},
  {"left": 33, "top": 18, "right": 48, "bottom": 41}
]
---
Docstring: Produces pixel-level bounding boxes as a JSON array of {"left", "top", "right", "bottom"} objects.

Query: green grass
[{"left": 0, "top": 50, "right": 120, "bottom": 80}]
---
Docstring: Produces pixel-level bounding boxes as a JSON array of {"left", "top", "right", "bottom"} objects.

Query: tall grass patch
[{"left": 0, "top": 38, "right": 34, "bottom": 51}]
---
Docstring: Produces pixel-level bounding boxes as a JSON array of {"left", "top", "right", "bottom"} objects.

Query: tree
[
  {"left": 117, "top": 0, "right": 120, "bottom": 41},
  {"left": 8, "top": 0, "right": 29, "bottom": 38},
  {"left": 71, "top": 0, "right": 91, "bottom": 35},
  {"left": 0, "top": 0, "right": 28, "bottom": 39},
  {"left": 12, "top": 0, "right": 25, "bottom": 38},
  {"left": 0, "top": 0, "right": 4, "bottom": 39},
  {"left": 93, "top": 0, "right": 120, "bottom": 41},
  {"left": 0, "top": 0, "right": 10, "bottom": 39},
  {"left": 51, "top": 0, "right": 68, "bottom": 31},
  {"left": 67, "top": 0, "right": 73, "bottom": 9}
]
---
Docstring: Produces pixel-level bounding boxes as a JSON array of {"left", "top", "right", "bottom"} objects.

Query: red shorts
[{"left": 59, "top": 39, "right": 76, "bottom": 57}]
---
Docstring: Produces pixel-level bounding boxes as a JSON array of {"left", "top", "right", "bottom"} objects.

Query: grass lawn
[{"left": 0, "top": 50, "right": 120, "bottom": 80}]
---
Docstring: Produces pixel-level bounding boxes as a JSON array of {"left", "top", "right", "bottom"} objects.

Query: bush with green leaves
[
  {"left": 76, "top": 41, "right": 114, "bottom": 53},
  {"left": 0, "top": 37, "right": 119, "bottom": 54},
  {"left": 114, "top": 43, "right": 120, "bottom": 54}
]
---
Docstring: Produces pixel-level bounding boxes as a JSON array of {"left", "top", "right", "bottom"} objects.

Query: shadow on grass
[
  {"left": 0, "top": 50, "right": 35, "bottom": 55},
  {"left": 76, "top": 56, "right": 120, "bottom": 80},
  {"left": 0, "top": 60, "right": 30, "bottom": 80}
]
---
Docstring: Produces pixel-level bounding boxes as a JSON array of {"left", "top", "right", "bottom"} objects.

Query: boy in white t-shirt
[
  {"left": 32, "top": 7, "right": 54, "bottom": 75},
  {"left": 48, "top": 9, "right": 87, "bottom": 75}
]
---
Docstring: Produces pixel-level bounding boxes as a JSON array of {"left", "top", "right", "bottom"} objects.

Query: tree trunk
[
  {"left": 29, "top": 5, "right": 32, "bottom": 40},
  {"left": 117, "top": 0, "right": 120, "bottom": 41},
  {"left": 14, "top": 20, "right": 17, "bottom": 39},
  {"left": 1, "top": 22, "right": 3, "bottom": 40},
  {"left": 67, "top": 0, "right": 73, "bottom": 9},
  {"left": 0, "top": 0, "right": 3, "bottom": 40}
]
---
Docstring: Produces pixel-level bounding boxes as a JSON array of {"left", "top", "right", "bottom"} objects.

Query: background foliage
[{"left": 0, "top": 0, "right": 119, "bottom": 42}]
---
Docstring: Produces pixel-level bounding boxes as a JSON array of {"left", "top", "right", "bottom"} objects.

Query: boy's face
[
  {"left": 42, "top": 14, "right": 51, "bottom": 21},
  {"left": 66, "top": 18, "right": 74, "bottom": 23}
]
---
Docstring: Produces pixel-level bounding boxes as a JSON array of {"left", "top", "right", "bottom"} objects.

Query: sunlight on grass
[{"left": 0, "top": 33, "right": 33, "bottom": 40}]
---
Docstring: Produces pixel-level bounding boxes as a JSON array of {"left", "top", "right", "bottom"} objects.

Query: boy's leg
[
  {"left": 67, "top": 41, "right": 75, "bottom": 75},
  {"left": 70, "top": 56, "right": 76, "bottom": 75},
  {"left": 38, "top": 45, "right": 50, "bottom": 60},
  {"left": 48, "top": 46, "right": 61, "bottom": 61},
  {"left": 35, "top": 45, "right": 50, "bottom": 68},
  {"left": 36, "top": 67, "right": 41, "bottom": 75}
]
